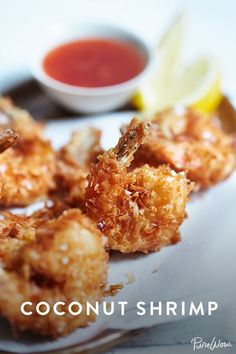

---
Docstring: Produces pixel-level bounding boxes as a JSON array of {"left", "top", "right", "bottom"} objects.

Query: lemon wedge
[{"left": 133, "top": 14, "right": 222, "bottom": 114}]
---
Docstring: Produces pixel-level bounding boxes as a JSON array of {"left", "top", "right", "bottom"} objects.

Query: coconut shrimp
[
  {"left": 85, "top": 118, "right": 193, "bottom": 253},
  {"left": 54, "top": 127, "right": 103, "bottom": 209},
  {"left": 0, "top": 212, "right": 36, "bottom": 269},
  {"left": 0, "top": 209, "right": 108, "bottom": 337},
  {"left": 0, "top": 97, "right": 56, "bottom": 206},
  {"left": 0, "top": 129, "right": 18, "bottom": 197},
  {"left": 130, "top": 108, "right": 236, "bottom": 190},
  {"left": 0, "top": 97, "right": 43, "bottom": 138},
  {"left": 0, "top": 201, "right": 71, "bottom": 269}
]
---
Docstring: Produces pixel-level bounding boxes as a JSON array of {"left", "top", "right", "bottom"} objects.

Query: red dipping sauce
[{"left": 43, "top": 38, "right": 146, "bottom": 88}]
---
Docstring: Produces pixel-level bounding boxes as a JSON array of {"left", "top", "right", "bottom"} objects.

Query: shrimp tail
[
  {"left": 113, "top": 118, "right": 150, "bottom": 164},
  {"left": 0, "top": 129, "right": 18, "bottom": 153}
]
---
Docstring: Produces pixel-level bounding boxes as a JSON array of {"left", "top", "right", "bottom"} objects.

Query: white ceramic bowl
[{"left": 30, "top": 23, "right": 152, "bottom": 114}]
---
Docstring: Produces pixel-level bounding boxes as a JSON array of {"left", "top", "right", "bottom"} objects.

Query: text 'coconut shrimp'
[
  {"left": 0, "top": 97, "right": 56, "bottom": 206},
  {"left": 86, "top": 118, "right": 193, "bottom": 253},
  {"left": 0, "top": 209, "right": 108, "bottom": 337},
  {"left": 130, "top": 108, "right": 236, "bottom": 190}
]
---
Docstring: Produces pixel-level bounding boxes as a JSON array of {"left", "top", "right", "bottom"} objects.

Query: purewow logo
[{"left": 191, "top": 337, "right": 233, "bottom": 351}]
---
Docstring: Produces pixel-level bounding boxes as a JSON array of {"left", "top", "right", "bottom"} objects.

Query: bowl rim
[{"left": 30, "top": 22, "right": 153, "bottom": 96}]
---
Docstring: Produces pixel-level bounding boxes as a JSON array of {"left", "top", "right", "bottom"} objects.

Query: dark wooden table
[{"left": 4, "top": 79, "right": 133, "bottom": 121}]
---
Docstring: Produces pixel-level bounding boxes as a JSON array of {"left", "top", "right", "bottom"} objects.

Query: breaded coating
[
  {"left": 0, "top": 213, "right": 36, "bottom": 268},
  {"left": 31, "top": 200, "right": 70, "bottom": 223},
  {"left": 0, "top": 129, "right": 18, "bottom": 198},
  {"left": 0, "top": 97, "right": 43, "bottom": 139},
  {"left": 0, "top": 209, "right": 108, "bottom": 337},
  {"left": 0, "top": 97, "right": 56, "bottom": 206},
  {"left": 130, "top": 108, "right": 236, "bottom": 190},
  {"left": 54, "top": 127, "right": 103, "bottom": 209},
  {"left": 86, "top": 118, "right": 193, "bottom": 253},
  {"left": 0, "top": 138, "right": 56, "bottom": 206},
  {"left": 0, "top": 201, "right": 70, "bottom": 269}
]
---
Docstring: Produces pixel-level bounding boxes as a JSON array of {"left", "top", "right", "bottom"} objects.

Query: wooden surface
[
  {"left": 4, "top": 81, "right": 236, "bottom": 136},
  {"left": 3, "top": 79, "right": 133, "bottom": 121},
  {"left": 4, "top": 80, "right": 78, "bottom": 120}
]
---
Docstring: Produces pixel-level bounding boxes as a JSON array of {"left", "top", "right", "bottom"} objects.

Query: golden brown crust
[
  {"left": 0, "top": 129, "right": 19, "bottom": 199},
  {"left": 0, "top": 209, "right": 108, "bottom": 337},
  {"left": 0, "top": 97, "right": 43, "bottom": 139},
  {"left": 0, "top": 212, "right": 36, "bottom": 269},
  {"left": 86, "top": 118, "right": 193, "bottom": 253},
  {"left": 131, "top": 109, "right": 236, "bottom": 189},
  {"left": 0, "top": 137, "right": 56, "bottom": 206},
  {"left": 0, "top": 97, "right": 56, "bottom": 206},
  {"left": 53, "top": 127, "right": 103, "bottom": 209}
]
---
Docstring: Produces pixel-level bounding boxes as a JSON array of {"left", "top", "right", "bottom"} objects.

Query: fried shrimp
[
  {"left": 85, "top": 118, "right": 193, "bottom": 253},
  {"left": 0, "top": 97, "right": 56, "bottom": 206},
  {"left": 0, "top": 97, "right": 43, "bottom": 138},
  {"left": 130, "top": 108, "right": 236, "bottom": 190},
  {"left": 0, "top": 212, "right": 36, "bottom": 269},
  {"left": 54, "top": 127, "right": 103, "bottom": 208},
  {"left": 0, "top": 202, "right": 70, "bottom": 269},
  {"left": 0, "top": 209, "right": 108, "bottom": 337},
  {"left": 0, "top": 129, "right": 18, "bottom": 197}
]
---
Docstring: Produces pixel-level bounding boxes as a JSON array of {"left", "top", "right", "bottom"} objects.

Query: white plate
[{"left": 0, "top": 111, "right": 236, "bottom": 353}]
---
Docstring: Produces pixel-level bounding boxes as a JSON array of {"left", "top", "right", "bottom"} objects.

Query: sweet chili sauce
[{"left": 43, "top": 38, "right": 146, "bottom": 87}]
